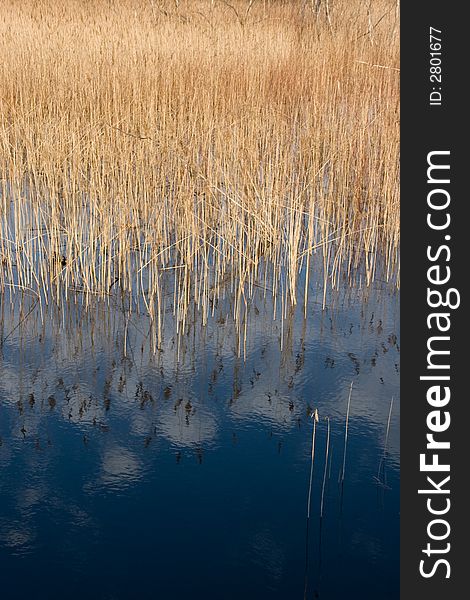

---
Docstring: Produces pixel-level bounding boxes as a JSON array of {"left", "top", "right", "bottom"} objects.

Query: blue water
[{"left": 0, "top": 283, "right": 399, "bottom": 599}]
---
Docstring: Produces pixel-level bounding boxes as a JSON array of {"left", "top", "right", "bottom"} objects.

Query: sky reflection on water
[{"left": 0, "top": 282, "right": 399, "bottom": 599}]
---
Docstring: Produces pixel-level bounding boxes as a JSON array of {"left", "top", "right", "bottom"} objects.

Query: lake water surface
[{"left": 0, "top": 280, "right": 399, "bottom": 599}]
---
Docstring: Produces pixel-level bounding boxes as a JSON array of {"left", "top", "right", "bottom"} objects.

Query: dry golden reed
[{"left": 0, "top": 0, "right": 399, "bottom": 345}]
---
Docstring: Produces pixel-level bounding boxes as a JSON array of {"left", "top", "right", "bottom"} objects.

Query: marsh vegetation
[
  {"left": 1, "top": 0, "right": 399, "bottom": 346},
  {"left": 0, "top": 4, "right": 400, "bottom": 597}
]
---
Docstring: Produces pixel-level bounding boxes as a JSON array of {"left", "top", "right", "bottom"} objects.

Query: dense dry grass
[{"left": 0, "top": 0, "right": 399, "bottom": 346}]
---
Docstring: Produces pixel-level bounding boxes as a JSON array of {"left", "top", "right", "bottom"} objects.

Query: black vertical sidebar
[{"left": 401, "top": 3, "right": 466, "bottom": 600}]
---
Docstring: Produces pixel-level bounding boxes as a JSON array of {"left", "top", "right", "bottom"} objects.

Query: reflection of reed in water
[{"left": 0, "top": 279, "right": 399, "bottom": 462}]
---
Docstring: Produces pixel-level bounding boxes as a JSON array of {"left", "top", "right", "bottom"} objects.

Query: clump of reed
[{"left": 0, "top": 0, "right": 399, "bottom": 347}]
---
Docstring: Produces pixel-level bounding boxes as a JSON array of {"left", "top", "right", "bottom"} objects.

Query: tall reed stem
[
  {"left": 340, "top": 381, "right": 353, "bottom": 483},
  {"left": 307, "top": 408, "right": 319, "bottom": 520},
  {"left": 320, "top": 415, "right": 330, "bottom": 518}
]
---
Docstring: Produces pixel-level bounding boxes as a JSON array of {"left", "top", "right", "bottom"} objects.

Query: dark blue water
[{"left": 0, "top": 283, "right": 399, "bottom": 599}]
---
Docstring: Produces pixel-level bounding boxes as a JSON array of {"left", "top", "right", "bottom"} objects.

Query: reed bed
[{"left": 0, "top": 0, "right": 399, "bottom": 347}]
